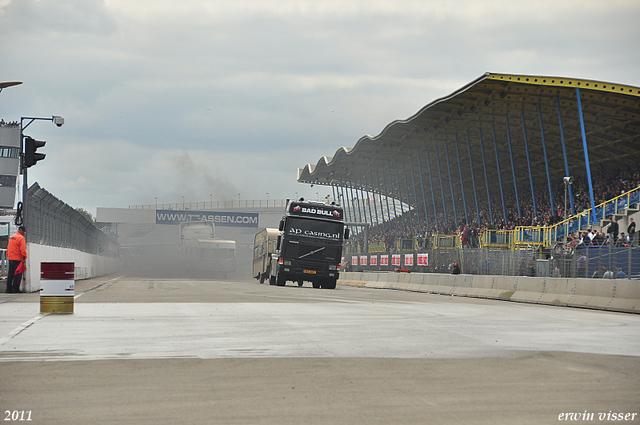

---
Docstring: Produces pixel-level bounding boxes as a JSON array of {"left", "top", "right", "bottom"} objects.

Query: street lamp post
[
  {"left": 266, "top": 192, "right": 269, "bottom": 207},
  {"left": 20, "top": 115, "right": 64, "bottom": 230},
  {"left": 563, "top": 176, "right": 573, "bottom": 244}
]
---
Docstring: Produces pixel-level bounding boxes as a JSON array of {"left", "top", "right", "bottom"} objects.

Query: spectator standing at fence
[
  {"left": 6, "top": 226, "right": 26, "bottom": 293},
  {"left": 451, "top": 262, "right": 460, "bottom": 275},
  {"left": 591, "top": 265, "right": 604, "bottom": 279},
  {"left": 607, "top": 218, "right": 619, "bottom": 244},
  {"left": 603, "top": 266, "right": 614, "bottom": 279},
  {"left": 616, "top": 268, "right": 627, "bottom": 279},
  {"left": 576, "top": 252, "right": 587, "bottom": 278},
  {"left": 627, "top": 218, "right": 635, "bottom": 246}
]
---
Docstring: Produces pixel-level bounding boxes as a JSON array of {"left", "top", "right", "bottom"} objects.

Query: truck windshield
[{"left": 285, "top": 217, "right": 343, "bottom": 242}]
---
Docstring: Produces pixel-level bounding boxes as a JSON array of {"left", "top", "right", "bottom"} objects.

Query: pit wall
[
  {"left": 23, "top": 244, "right": 123, "bottom": 293},
  {"left": 338, "top": 272, "right": 639, "bottom": 314}
]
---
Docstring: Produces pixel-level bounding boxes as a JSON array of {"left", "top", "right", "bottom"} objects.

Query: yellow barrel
[{"left": 40, "top": 296, "right": 74, "bottom": 313}]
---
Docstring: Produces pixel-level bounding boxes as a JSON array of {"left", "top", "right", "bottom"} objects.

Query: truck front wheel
[{"left": 321, "top": 279, "right": 337, "bottom": 289}]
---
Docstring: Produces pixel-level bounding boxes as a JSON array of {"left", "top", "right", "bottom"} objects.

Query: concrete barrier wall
[
  {"left": 24, "top": 244, "right": 123, "bottom": 292},
  {"left": 338, "top": 272, "right": 639, "bottom": 314}
]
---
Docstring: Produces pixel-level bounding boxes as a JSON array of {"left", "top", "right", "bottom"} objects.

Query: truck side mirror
[
  {"left": 277, "top": 235, "right": 282, "bottom": 248},
  {"left": 279, "top": 220, "right": 284, "bottom": 232},
  {"left": 344, "top": 228, "right": 350, "bottom": 240}
]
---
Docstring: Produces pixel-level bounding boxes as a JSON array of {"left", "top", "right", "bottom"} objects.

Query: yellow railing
[
  {"left": 514, "top": 226, "right": 544, "bottom": 248},
  {"left": 432, "top": 234, "right": 460, "bottom": 249},
  {"left": 396, "top": 239, "right": 418, "bottom": 251},
  {"left": 543, "top": 186, "right": 640, "bottom": 247},
  {"left": 481, "top": 230, "right": 512, "bottom": 249},
  {"left": 368, "top": 242, "right": 386, "bottom": 253}
]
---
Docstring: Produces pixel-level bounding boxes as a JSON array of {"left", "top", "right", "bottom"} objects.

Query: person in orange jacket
[{"left": 6, "top": 226, "right": 27, "bottom": 293}]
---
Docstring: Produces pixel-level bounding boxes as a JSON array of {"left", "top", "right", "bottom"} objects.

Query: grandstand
[{"left": 298, "top": 72, "right": 640, "bottom": 278}]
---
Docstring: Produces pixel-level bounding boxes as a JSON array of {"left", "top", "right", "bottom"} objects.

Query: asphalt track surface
[{"left": 1, "top": 275, "right": 639, "bottom": 424}]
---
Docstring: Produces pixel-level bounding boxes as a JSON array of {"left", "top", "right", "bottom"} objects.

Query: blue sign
[{"left": 156, "top": 210, "right": 259, "bottom": 227}]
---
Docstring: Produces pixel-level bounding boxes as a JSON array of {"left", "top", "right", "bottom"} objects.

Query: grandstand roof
[{"left": 297, "top": 72, "right": 640, "bottom": 217}]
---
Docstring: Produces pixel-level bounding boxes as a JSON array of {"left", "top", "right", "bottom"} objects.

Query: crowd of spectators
[
  {"left": 0, "top": 120, "right": 20, "bottom": 127},
  {"left": 345, "top": 163, "right": 640, "bottom": 252}
]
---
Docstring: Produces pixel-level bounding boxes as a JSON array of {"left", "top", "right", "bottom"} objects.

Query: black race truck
[{"left": 269, "top": 199, "right": 349, "bottom": 289}]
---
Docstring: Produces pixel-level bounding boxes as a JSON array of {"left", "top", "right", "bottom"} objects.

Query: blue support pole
[
  {"left": 381, "top": 168, "right": 394, "bottom": 231},
  {"left": 341, "top": 185, "right": 351, "bottom": 222},
  {"left": 357, "top": 175, "right": 368, "bottom": 225},
  {"left": 366, "top": 171, "right": 380, "bottom": 231},
  {"left": 537, "top": 103, "right": 555, "bottom": 216},
  {"left": 576, "top": 88, "right": 597, "bottom": 223},
  {"left": 361, "top": 174, "right": 375, "bottom": 228},
  {"left": 478, "top": 128, "right": 493, "bottom": 224},
  {"left": 555, "top": 96, "right": 574, "bottom": 215},
  {"left": 357, "top": 179, "right": 367, "bottom": 225},
  {"left": 454, "top": 134, "right": 469, "bottom": 225},
  {"left": 356, "top": 180, "right": 366, "bottom": 224},
  {"left": 387, "top": 160, "right": 399, "bottom": 232},
  {"left": 409, "top": 153, "right": 421, "bottom": 227},
  {"left": 466, "top": 131, "right": 481, "bottom": 224},
  {"left": 505, "top": 115, "right": 521, "bottom": 216},
  {"left": 349, "top": 181, "right": 363, "bottom": 224},
  {"left": 394, "top": 159, "right": 407, "bottom": 232},
  {"left": 371, "top": 170, "right": 384, "bottom": 232},
  {"left": 491, "top": 122, "right": 507, "bottom": 223},
  {"left": 425, "top": 147, "right": 439, "bottom": 229},
  {"left": 402, "top": 159, "right": 414, "bottom": 233},
  {"left": 416, "top": 149, "right": 430, "bottom": 226},
  {"left": 444, "top": 140, "right": 458, "bottom": 226},
  {"left": 435, "top": 145, "right": 449, "bottom": 227},
  {"left": 521, "top": 109, "right": 537, "bottom": 217}
]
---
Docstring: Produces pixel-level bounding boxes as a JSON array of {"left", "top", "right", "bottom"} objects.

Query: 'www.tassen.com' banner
[{"left": 156, "top": 210, "right": 259, "bottom": 227}]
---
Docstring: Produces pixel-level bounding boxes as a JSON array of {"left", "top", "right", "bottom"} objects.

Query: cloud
[{"left": 1, "top": 0, "right": 639, "bottom": 214}]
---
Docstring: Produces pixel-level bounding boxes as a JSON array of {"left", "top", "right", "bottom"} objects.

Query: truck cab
[{"left": 269, "top": 200, "right": 349, "bottom": 289}]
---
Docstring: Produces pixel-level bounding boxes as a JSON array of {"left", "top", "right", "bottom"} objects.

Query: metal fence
[
  {"left": 129, "top": 199, "right": 289, "bottom": 210},
  {"left": 344, "top": 248, "right": 539, "bottom": 277},
  {"left": 26, "top": 183, "right": 118, "bottom": 257},
  {"left": 548, "top": 246, "right": 640, "bottom": 279},
  {"left": 343, "top": 245, "right": 640, "bottom": 279}
]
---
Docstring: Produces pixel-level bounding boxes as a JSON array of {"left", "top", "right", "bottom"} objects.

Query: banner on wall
[
  {"left": 417, "top": 253, "right": 429, "bottom": 266},
  {"left": 391, "top": 254, "right": 401, "bottom": 266},
  {"left": 156, "top": 210, "right": 258, "bottom": 227},
  {"left": 380, "top": 255, "right": 389, "bottom": 266},
  {"left": 404, "top": 254, "right": 414, "bottom": 267}
]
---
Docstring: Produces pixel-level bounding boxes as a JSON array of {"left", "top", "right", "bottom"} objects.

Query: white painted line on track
[
  {"left": 74, "top": 275, "right": 125, "bottom": 300},
  {"left": 0, "top": 275, "right": 125, "bottom": 346},
  {"left": 0, "top": 313, "right": 49, "bottom": 346}
]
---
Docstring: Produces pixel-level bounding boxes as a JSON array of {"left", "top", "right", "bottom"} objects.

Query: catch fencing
[
  {"left": 25, "top": 183, "right": 118, "bottom": 257},
  {"left": 344, "top": 245, "right": 640, "bottom": 279}
]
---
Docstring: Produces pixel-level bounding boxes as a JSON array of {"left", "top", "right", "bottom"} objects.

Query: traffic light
[{"left": 23, "top": 136, "right": 46, "bottom": 168}]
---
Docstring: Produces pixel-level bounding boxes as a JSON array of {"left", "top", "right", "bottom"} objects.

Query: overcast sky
[{"left": 1, "top": 0, "right": 638, "bottom": 215}]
